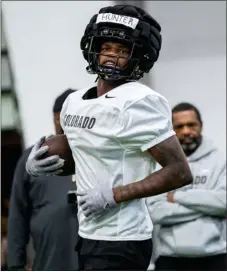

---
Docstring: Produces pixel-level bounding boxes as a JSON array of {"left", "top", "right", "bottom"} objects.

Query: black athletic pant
[
  {"left": 75, "top": 236, "right": 152, "bottom": 271},
  {"left": 155, "top": 254, "right": 227, "bottom": 271}
]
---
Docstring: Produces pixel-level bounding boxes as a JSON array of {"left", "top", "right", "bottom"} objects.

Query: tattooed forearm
[
  {"left": 113, "top": 163, "right": 188, "bottom": 203},
  {"left": 113, "top": 135, "right": 193, "bottom": 203}
]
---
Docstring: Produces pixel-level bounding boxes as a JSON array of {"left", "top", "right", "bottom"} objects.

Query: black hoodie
[{"left": 7, "top": 147, "right": 79, "bottom": 271}]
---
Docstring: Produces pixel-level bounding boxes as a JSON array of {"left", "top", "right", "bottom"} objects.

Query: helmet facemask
[{"left": 84, "top": 28, "right": 145, "bottom": 81}]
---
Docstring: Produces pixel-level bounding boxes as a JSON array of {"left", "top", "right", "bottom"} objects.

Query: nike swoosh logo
[{"left": 105, "top": 94, "right": 115, "bottom": 99}]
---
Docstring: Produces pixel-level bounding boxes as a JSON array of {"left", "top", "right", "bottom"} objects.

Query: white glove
[
  {"left": 78, "top": 187, "right": 117, "bottom": 217},
  {"left": 26, "top": 136, "right": 64, "bottom": 176}
]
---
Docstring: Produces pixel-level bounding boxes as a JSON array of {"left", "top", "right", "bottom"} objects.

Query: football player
[{"left": 26, "top": 5, "right": 193, "bottom": 270}]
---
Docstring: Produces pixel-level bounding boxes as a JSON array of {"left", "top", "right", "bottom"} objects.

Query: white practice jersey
[{"left": 60, "top": 81, "right": 175, "bottom": 241}]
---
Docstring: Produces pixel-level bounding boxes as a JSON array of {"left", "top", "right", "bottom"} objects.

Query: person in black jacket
[{"left": 7, "top": 89, "right": 79, "bottom": 271}]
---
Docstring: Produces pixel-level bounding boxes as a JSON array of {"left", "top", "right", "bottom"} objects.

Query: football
[{"left": 41, "top": 134, "right": 75, "bottom": 176}]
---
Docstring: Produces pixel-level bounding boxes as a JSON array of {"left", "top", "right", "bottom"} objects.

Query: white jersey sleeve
[{"left": 117, "top": 94, "right": 175, "bottom": 151}]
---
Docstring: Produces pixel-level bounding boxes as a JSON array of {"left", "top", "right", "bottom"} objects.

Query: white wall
[
  {"left": 145, "top": 1, "right": 226, "bottom": 156},
  {"left": 2, "top": 1, "right": 114, "bottom": 148}
]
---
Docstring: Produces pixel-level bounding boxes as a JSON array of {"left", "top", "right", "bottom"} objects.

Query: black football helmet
[{"left": 80, "top": 5, "right": 162, "bottom": 81}]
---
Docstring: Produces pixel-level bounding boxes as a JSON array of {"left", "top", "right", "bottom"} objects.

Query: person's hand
[
  {"left": 77, "top": 187, "right": 117, "bottom": 217},
  {"left": 25, "top": 136, "right": 64, "bottom": 176},
  {"left": 167, "top": 191, "right": 175, "bottom": 203}
]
